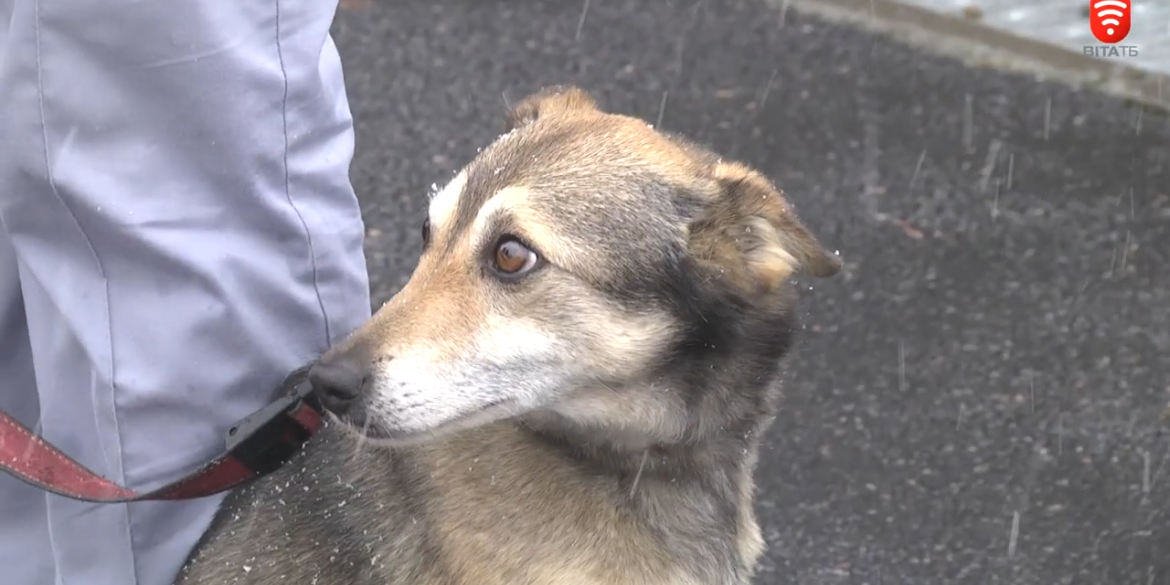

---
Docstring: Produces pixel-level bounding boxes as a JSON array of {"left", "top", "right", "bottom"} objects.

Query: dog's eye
[
  {"left": 421, "top": 218, "right": 431, "bottom": 245},
  {"left": 491, "top": 238, "right": 539, "bottom": 277}
]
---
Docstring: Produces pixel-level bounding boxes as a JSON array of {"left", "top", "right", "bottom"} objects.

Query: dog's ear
[
  {"left": 689, "top": 162, "right": 841, "bottom": 294},
  {"left": 506, "top": 86, "right": 600, "bottom": 131}
]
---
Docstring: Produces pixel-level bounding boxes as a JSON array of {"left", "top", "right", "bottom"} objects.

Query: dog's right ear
[{"left": 505, "top": 86, "right": 600, "bottom": 131}]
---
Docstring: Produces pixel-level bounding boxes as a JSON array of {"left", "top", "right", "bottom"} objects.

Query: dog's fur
[{"left": 175, "top": 86, "right": 840, "bottom": 585}]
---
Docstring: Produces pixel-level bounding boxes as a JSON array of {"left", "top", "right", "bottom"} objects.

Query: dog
[{"left": 175, "top": 85, "right": 840, "bottom": 585}]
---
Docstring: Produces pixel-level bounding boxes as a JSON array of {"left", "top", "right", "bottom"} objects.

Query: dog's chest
[
  {"left": 180, "top": 426, "right": 755, "bottom": 585},
  {"left": 395, "top": 427, "right": 749, "bottom": 585}
]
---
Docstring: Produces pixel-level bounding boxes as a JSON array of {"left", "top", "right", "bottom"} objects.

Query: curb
[{"left": 774, "top": 0, "right": 1170, "bottom": 113}]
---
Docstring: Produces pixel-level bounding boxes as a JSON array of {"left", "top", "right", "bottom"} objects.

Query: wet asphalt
[{"left": 330, "top": 0, "right": 1170, "bottom": 583}]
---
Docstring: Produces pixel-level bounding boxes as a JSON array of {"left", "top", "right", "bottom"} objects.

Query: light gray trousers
[{"left": 0, "top": 1, "right": 372, "bottom": 584}]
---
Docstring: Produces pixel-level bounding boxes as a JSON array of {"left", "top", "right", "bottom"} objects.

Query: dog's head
[{"left": 309, "top": 86, "right": 839, "bottom": 447}]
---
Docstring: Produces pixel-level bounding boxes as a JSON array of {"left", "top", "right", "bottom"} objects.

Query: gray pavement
[{"left": 331, "top": 0, "right": 1170, "bottom": 583}]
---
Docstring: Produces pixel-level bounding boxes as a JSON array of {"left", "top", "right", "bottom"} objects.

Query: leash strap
[{"left": 0, "top": 367, "right": 323, "bottom": 503}]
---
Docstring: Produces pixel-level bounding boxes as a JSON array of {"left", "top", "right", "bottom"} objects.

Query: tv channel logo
[
  {"left": 1084, "top": 1, "right": 1139, "bottom": 58},
  {"left": 1089, "top": 0, "right": 1132, "bottom": 44}
]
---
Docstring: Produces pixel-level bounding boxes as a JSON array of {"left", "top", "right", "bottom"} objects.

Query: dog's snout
[{"left": 308, "top": 358, "right": 367, "bottom": 415}]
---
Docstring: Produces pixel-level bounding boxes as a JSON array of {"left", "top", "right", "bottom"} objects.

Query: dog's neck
[{"left": 514, "top": 376, "right": 775, "bottom": 485}]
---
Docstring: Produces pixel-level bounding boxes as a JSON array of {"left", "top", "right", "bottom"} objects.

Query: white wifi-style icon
[{"left": 1093, "top": 0, "right": 1128, "bottom": 36}]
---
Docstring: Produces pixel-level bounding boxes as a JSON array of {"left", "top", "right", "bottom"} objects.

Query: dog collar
[{"left": 0, "top": 366, "right": 322, "bottom": 502}]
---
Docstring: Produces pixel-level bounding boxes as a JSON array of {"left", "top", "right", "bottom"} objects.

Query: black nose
[{"left": 308, "top": 358, "right": 366, "bottom": 415}]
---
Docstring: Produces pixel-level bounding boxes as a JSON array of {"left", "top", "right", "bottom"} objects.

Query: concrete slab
[
  {"left": 890, "top": 0, "right": 1168, "bottom": 75},
  {"left": 785, "top": 0, "right": 1170, "bottom": 111}
]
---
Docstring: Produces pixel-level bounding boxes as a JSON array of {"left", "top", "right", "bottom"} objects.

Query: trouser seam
[
  {"left": 275, "top": 0, "right": 334, "bottom": 349},
  {"left": 32, "top": 0, "right": 135, "bottom": 582}
]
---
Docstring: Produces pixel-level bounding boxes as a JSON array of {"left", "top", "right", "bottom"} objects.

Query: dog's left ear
[
  {"left": 690, "top": 162, "right": 841, "bottom": 294},
  {"left": 506, "top": 85, "right": 600, "bottom": 131}
]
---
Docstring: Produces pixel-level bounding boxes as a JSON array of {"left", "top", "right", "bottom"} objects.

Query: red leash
[{"left": 0, "top": 367, "right": 323, "bottom": 502}]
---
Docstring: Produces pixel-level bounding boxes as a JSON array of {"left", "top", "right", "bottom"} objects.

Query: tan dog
[{"left": 176, "top": 85, "right": 840, "bottom": 585}]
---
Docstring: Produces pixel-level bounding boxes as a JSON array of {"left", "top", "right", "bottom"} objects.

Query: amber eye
[
  {"left": 421, "top": 218, "right": 431, "bottom": 245},
  {"left": 491, "top": 238, "right": 539, "bottom": 277}
]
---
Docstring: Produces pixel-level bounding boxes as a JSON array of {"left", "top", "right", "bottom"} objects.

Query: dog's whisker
[
  {"left": 328, "top": 412, "right": 376, "bottom": 460},
  {"left": 596, "top": 381, "right": 623, "bottom": 397},
  {"left": 352, "top": 415, "right": 372, "bottom": 458},
  {"left": 496, "top": 401, "right": 524, "bottom": 418},
  {"left": 629, "top": 449, "right": 649, "bottom": 498}
]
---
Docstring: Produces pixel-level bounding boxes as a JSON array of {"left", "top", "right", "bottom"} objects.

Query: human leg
[
  {"left": 0, "top": 1, "right": 370, "bottom": 584},
  {"left": 0, "top": 221, "right": 57, "bottom": 585}
]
